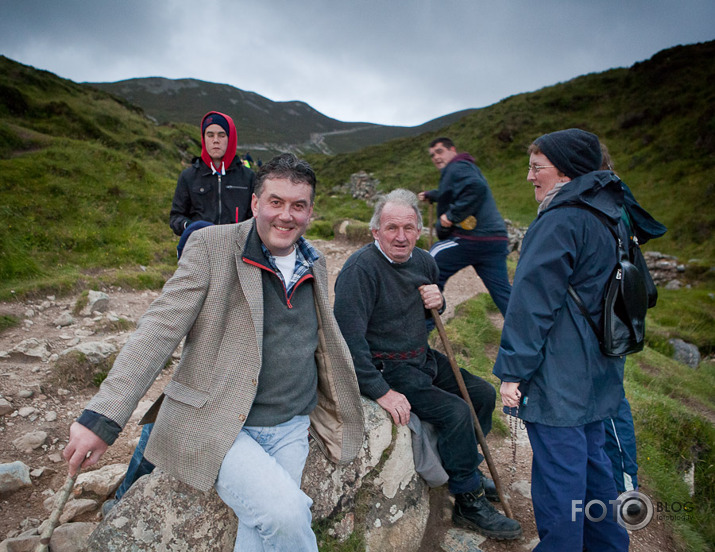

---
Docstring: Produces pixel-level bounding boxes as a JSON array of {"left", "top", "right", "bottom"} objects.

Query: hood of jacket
[
  {"left": 620, "top": 180, "right": 667, "bottom": 244},
  {"left": 542, "top": 170, "right": 624, "bottom": 224},
  {"left": 447, "top": 152, "right": 477, "bottom": 168},
  {"left": 200, "top": 111, "right": 238, "bottom": 171}
]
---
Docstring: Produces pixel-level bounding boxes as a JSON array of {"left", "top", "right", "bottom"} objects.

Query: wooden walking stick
[
  {"left": 430, "top": 308, "right": 514, "bottom": 519},
  {"left": 36, "top": 454, "right": 88, "bottom": 552}
]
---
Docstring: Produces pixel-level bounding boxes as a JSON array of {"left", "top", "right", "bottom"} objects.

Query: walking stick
[
  {"left": 430, "top": 308, "right": 514, "bottom": 519},
  {"left": 36, "top": 457, "right": 87, "bottom": 552}
]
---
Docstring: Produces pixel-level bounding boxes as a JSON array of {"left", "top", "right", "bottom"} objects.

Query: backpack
[{"left": 567, "top": 208, "right": 656, "bottom": 357}]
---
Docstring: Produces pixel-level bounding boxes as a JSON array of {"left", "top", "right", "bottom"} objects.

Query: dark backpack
[{"left": 567, "top": 209, "right": 655, "bottom": 357}]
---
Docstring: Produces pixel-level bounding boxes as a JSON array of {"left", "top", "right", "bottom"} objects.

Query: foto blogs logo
[{"left": 572, "top": 491, "right": 695, "bottom": 531}]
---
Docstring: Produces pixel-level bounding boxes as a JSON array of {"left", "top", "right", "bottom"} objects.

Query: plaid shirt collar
[{"left": 261, "top": 236, "right": 319, "bottom": 294}]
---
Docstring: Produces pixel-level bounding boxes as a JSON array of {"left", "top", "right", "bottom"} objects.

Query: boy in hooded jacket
[{"left": 169, "top": 111, "right": 255, "bottom": 236}]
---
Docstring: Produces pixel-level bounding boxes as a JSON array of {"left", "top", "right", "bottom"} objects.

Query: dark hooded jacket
[
  {"left": 169, "top": 111, "right": 255, "bottom": 236},
  {"left": 424, "top": 153, "right": 507, "bottom": 238},
  {"left": 493, "top": 170, "right": 627, "bottom": 426}
]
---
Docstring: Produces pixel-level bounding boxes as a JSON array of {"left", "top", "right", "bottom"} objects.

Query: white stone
[
  {"left": 53, "top": 312, "right": 75, "bottom": 327},
  {"left": 73, "top": 463, "right": 128, "bottom": 498},
  {"left": 13, "top": 430, "right": 48, "bottom": 452},
  {"left": 0, "top": 398, "right": 13, "bottom": 416},
  {"left": 60, "top": 340, "right": 117, "bottom": 364},
  {"left": 9, "top": 338, "right": 51, "bottom": 362},
  {"left": 18, "top": 406, "right": 38, "bottom": 418},
  {"left": 80, "top": 290, "right": 110, "bottom": 316},
  {"left": 59, "top": 498, "right": 99, "bottom": 524}
]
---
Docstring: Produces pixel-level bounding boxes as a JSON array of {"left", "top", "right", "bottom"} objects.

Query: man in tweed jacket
[{"left": 64, "top": 154, "right": 364, "bottom": 551}]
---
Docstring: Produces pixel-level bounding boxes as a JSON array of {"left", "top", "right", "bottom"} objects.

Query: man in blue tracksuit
[
  {"left": 494, "top": 129, "right": 629, "bottom": 551},
  {"left": 419, "top": 137, "right": 511, "bottom": 318}
]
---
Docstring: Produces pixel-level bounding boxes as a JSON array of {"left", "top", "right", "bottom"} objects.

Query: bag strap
[
  {"left": 568, "top": 284, "right": 604, "bottom": 343},
  {"left": 556, "top": 203, "right": 626, "bottom": 343}
]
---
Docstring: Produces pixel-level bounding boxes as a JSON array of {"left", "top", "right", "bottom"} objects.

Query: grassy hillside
[
  {"left": 1, "top": 41, "right": 713, "bottom": 290},
  {"left": 0, "top": 55, "right": 192, "bottom": 295},
  {"left": 308, "top": 41, "right": 715, "bottom": 267}
]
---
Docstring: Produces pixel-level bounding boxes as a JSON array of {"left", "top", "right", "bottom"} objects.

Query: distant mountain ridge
[{"left": 90, "top": 77, "right": 476, "bottom": 158}]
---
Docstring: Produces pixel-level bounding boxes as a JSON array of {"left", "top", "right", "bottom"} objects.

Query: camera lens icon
[{"left": 616, "top": 490, "right": 653, "bottom": 531}]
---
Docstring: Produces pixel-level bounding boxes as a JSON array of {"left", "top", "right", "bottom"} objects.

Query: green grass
[
  {"left": 646, "top": 288, "right": 715, "bottom": 355},
  {"left": 628, "top": 386, "right": 715, "bottom": 551},
  {"left": 0, "top": 314, "right": 19, "bottom": 332},
  {"left": 313, "top": 515, "right": 366, "bottom": 552}
]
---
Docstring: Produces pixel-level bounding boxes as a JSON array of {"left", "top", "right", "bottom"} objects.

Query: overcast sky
[{"left": 2, "top": 1, "right": 714, "bottom": 127}]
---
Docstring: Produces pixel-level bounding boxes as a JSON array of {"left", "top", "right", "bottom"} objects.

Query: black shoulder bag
[{"left": 568, "top": 215, "right": 649, "bottom": 357}]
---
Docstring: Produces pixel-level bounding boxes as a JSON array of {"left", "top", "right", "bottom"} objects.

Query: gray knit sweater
[{"left": 333, "top": 243, "right": 439, "bottom": 400}]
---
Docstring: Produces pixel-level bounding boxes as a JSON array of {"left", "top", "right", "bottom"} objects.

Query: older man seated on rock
[{"left": 333, "top": 188, "right": 521, "bottom": 541}]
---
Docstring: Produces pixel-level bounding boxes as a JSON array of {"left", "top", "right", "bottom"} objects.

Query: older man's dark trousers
[{"left": 380, "top": 349, "right": 496, "bottom": 495}]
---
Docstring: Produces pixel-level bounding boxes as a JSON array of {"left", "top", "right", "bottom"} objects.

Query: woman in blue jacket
[{"left": 493, "top": 129, "right": 629, "bottom": 551}]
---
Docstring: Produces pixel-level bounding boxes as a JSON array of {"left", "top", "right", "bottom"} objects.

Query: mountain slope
[
  {"left": 308, "top": 40, "right": 715, "bottom": 265},
  {"left": 90, "top": 77, "right": 476, "bottom": 157},
  {"left": 0, "top": 55, "right": 194, "bottom": 291}
]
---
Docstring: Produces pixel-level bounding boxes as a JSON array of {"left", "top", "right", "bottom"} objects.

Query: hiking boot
[
  {"left": 453, "top": 488, "right": 522, "bottom": 540},
  {"left": 481, "top": 474, "right": 499, "bottom": 502}
]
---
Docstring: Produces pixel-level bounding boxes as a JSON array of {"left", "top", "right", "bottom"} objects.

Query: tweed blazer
[{"left": 85, "top": 221, "right": 364, "bottom": 492}]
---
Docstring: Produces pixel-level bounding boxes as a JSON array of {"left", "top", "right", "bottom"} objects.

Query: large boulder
[
  {"left": 669, "top": 338, "right": 701, "bottom": 368},
  {"left": 84, "top": 399, "right": 430, "bottom": 551},
  {"left": 84, "top": 472, "right": 237, "bottom": 551},
  {"left": 303, "top": 398, "right": 430, "bottom": 550}
]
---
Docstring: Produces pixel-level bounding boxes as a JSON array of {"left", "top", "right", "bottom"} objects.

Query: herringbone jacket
[{"left": 86, "top": 221, "right": 364, "bottom": 491}]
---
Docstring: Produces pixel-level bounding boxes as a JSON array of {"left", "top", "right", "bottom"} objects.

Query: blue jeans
[
  {"left": 526, "top": 421, "right": 629, "bottom": 552},
  {"left": 215, "top": 415, "right": 316, "bottom": 552},
  {"left": 115, "top": 423, "right": 156, "bottom": 500},
  {"left": 429, "top": 236, "right": 511, "bottom": 316},
  {"left": 380, "top": 348, "right": 496, "bottom": 495}
]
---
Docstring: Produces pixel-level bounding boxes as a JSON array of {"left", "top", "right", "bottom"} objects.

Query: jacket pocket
[
  {"left": 163, "top": 379, "right": 209, "bottom": 408},
  {"left": 191, "top": 182, "right": 213, "bottom": 195}
]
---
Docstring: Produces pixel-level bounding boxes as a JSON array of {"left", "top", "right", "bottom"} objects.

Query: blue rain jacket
[{"left": 493, "top": 171, "right": 627, "bottom": 426}]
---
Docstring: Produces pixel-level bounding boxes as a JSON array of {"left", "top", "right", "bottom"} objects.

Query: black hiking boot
[{"left": 453, "top": 488, "right": 522, "bottom": 540}]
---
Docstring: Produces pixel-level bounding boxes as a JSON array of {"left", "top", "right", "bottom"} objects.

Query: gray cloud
[{"left": 1, "top": 0, "right": 713, "bottom": 125}]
